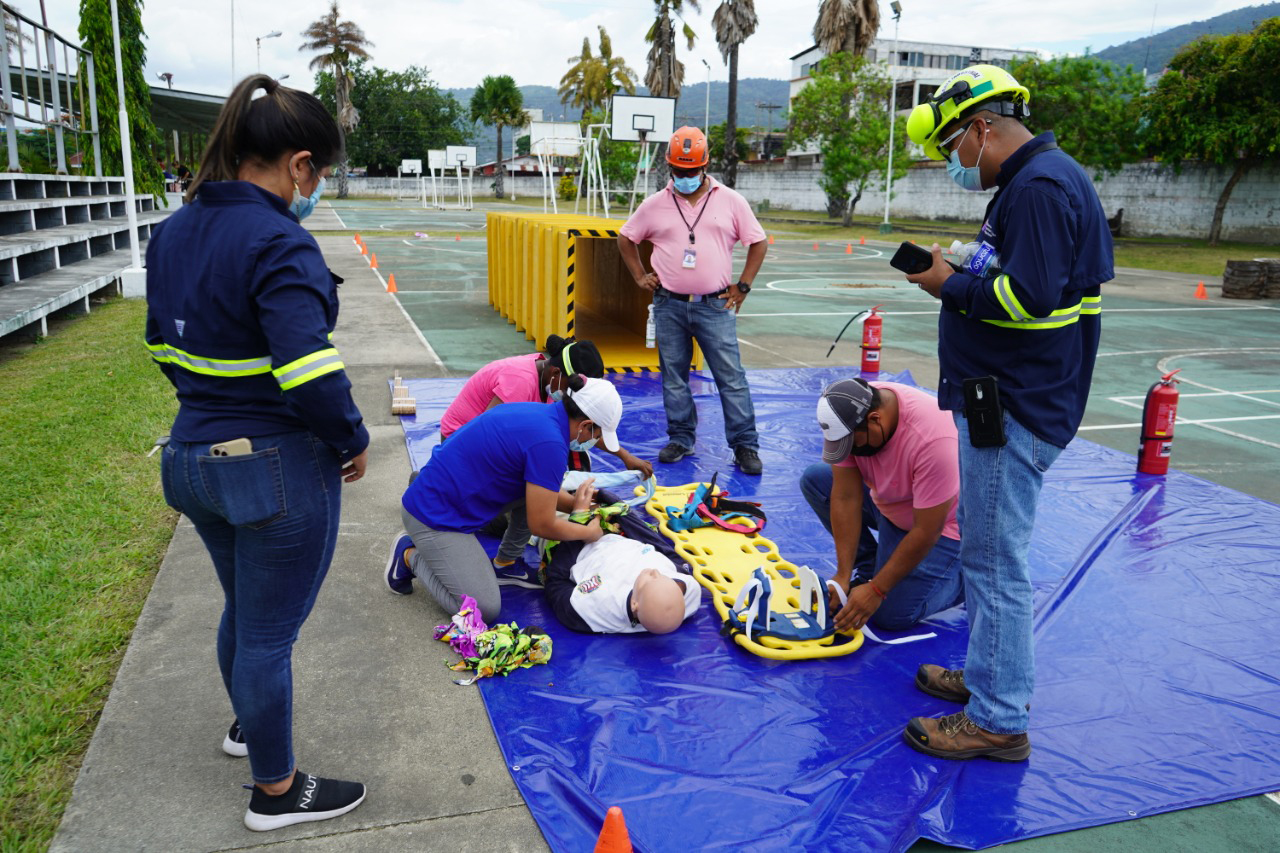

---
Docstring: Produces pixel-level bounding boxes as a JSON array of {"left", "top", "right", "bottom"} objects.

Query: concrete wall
[
  {"left": 344, "top": 174, "right": 558, "bottom": 200},
  {"left": 730, "top": 159, "right": 1280, "bottom": 243}
]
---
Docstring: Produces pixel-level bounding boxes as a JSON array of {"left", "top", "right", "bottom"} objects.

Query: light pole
[
  {"left": 757, "top": 102, "right": 781, "bottom": 159},
  {"left": 880, "top": 0, "right": 902, "bottom": 234},
  {"left": 701, "top": 58, "right": 710, "bottom": 129},
  {"left": 257, "top": 30, "right": 281, "bottom": 73}
]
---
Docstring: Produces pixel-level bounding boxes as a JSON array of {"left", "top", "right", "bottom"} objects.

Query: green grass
[{"left": 0, "top": 297, "right": 178, "bottom": 851}]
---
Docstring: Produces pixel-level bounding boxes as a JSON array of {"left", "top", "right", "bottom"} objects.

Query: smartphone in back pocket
[
  {"left": 210, "top": 437, "right": 253, "bottom": 456},
  {"left": 962, "top": 376, "right": 1007, "bottom": 447}
]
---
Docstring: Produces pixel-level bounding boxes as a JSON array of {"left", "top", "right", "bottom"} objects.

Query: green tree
[
  {"left": 706, "top": 121, "right": 750, "bottom": 173},
  {"left": 1010, "top": 55, "right": 1145, "bottom": 177},
  {"left": 645, "top": 0, "right": 700, "bottom": 188},
  {"left": 300, "top": 0, "right": 373, "bottom": 198},
  {"left": 712, "top": 0, "right": 757, "bottom": 189},
  {"left": 1143, "top": 17, "right": 1280, "bottom": 245},
  {"left": 469, "top": 75, "right": 525, "bottom": 199},
  {"left": 77, "top": 0, "right": 165, "bottom": 197},
  {"left": 314, "top": 61, "right": 466, "bottom": 176},
  {"left": 558, "top": 26, "right": 638, "bottom": 119},
  {"left": 787, "top": 52, "right": 909, "bottom": 226}
]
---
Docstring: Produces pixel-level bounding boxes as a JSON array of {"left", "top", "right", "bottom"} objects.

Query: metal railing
[{"left": 1, "top": 4, "right": 101, "bottom": 175}]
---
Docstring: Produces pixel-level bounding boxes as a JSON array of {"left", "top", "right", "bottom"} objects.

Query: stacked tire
[{"left": 1221, "top": 260, "right": 1267, "bottom": 299}]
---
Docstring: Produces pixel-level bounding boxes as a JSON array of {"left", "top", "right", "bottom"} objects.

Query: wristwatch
[{"left": 735, "top": 280, "right": 752, "bottom": 295}]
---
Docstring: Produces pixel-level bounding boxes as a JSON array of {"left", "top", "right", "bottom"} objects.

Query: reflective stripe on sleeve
[
  {"left": 273, "top": 347, "right": 345, "bottom": 390},
  {"left": 976, "top": 294, "right": 1100, "bottom": 330},
  {"left": 991, "top": 275, "right": 1031, "bottom": 322},
  {"left": 145, "top": 341, "right": 272, "bottom": 376}
]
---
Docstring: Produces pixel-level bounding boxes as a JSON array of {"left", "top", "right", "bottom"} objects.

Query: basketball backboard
[
  {"left": 530, "top": 121, "right": 582, "bottom": 157},
  {"left": 427, "top": 150, "right": 446, "bottom": 170},
  {"left": 610, "top": 95, "right": 676, "bottom": 142},
  {"left": 445, "top": 146, "right": 477, "bottom": 168},
  {"left": 400, "top": 159, "right": 422, "bottom": 175}
]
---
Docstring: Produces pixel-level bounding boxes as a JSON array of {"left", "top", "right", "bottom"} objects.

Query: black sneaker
[
  {"left": 658, "top": 441, "right": 692, "bottom": 464},
  {"left": 244, "top": 771, "right": 366, "bottom": 832},
  {"left": 734, "top": 446, "right": 763, "bottom": 476},
  {"left": 222, "top": 720, "right": 248, "bottom": 758}
]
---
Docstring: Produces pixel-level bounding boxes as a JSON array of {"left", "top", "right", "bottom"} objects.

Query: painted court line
[
  {"left": 1080, "top": 414, "right": 1280, "bottom": 431},
  {"left": 737, "top": 337, "right": 815, "bottom": 368},
  {"left": 361, "top": 262, "right": 445, "bottom": 370}
]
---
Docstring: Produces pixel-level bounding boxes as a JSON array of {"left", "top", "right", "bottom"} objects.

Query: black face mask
[{"left": 849, "top": 419, "right": 893, "bottom": 457}]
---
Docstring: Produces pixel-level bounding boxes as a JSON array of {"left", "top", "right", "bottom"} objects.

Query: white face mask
[{"left": 568, "top": 423, "right": 598, "bottom": 452}]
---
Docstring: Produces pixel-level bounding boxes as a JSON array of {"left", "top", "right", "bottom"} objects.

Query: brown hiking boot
[
  {"left": 915, "top": 664, "right": 971, "bottom": 703},
  {"left": 903, "top": 711, "right": 1030, "bottom": 762}
]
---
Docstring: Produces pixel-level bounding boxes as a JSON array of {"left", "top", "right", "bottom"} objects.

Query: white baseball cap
[{"left": 568, "top": 377, "right": 622, "bottom": 452}]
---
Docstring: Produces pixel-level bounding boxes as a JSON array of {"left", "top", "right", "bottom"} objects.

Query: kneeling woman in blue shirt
[{"left": 390, "top": 375, "right": 624, "bottom": 622}]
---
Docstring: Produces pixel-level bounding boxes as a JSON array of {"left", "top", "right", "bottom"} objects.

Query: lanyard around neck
[{"left": 671, "top": 184, "right": 712, "bottom": 245}]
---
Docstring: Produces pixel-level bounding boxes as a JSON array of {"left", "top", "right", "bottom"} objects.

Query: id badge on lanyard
[{"left": 682, "top": 247, "right": 697, "bottom": 269}]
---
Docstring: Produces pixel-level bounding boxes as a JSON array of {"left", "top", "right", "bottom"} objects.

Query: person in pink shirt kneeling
[{"left": 802, "top": 378, "right": 965, "bottom": 634}]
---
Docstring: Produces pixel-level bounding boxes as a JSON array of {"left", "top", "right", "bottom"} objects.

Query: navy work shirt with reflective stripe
[
  {"left": 936, "top": 132, "right": 1112, "bottom": 448},
  {"left": 144, "top": 181, "right": 368, "bottom": 460}
]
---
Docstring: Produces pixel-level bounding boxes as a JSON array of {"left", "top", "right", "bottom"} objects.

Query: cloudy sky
[{"left": 40, "top": 0, "right": 1254, "bottom": 97}]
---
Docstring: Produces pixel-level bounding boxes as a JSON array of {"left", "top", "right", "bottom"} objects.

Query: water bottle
[
  {"left": 645, "top": 304, "right": 656, "bottom": 349},
  {"left": 950, "top": 240, "right": 999, "bottom": 277}
]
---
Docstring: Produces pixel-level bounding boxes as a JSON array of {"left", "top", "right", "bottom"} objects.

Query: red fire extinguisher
[
  {"left": 1138, "top": 369, "right": 1182, "bottom": 475},
  {"left": 860, "top": 305, "right": 884, "bottom": 374}
]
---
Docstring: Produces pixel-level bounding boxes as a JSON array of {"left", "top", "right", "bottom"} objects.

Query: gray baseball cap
[{"left": 816, "top": 379, "right": 875, "bottom": 463}]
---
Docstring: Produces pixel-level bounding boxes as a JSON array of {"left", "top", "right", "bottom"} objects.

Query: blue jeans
[
  {"left": 161, "top": 431, "right": 343, "bottom": 783},
  {"left": 953, "top": 411, "right": 1062, "bottom": 735},
  {"left": 653, "top": 288, "right": 758, "bottom": 450},
  {"left": 799, "top": 464, "right": 964, "bottom": 630}
]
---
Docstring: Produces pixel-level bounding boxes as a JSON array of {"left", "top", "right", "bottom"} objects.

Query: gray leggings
[{"left": 401, "top": 506, "right": 502, "bottom": 623}]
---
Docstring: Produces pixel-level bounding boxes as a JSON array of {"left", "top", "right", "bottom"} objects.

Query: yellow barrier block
[{"left": 485, "top": 212, "right": 703, "bottom": 372}]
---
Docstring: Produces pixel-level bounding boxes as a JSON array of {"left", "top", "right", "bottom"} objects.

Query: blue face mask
[
  {"left": 546, "top": 384, "right": 564, "bottom": 403},
  {"left": 672, "top": 174, "right": 702, "bottom": 194},
  {"left": 568, "top": 423, "right": 598, "bottom": 452},
  {"left": 290, "top": 170, "right": 325, "bottom": 220},
  {"left": 945, "top": 125, "right": 986, "bottom": 192}
]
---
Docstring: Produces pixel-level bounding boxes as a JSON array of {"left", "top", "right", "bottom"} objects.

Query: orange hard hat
[{"left": 667, "top": 126, "right": 709, "bottom": 168}]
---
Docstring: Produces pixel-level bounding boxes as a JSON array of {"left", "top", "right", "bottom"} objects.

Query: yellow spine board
[{"left": 645, "top": 483, "right": 863, "bottom": 661}]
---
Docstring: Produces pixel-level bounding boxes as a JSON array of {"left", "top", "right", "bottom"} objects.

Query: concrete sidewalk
[{"left": 51, "top": 235, "right": 553, "bottom": 851}]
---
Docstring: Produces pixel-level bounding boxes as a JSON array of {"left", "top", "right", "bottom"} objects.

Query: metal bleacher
[{"left": 0, "top": 173, "right": 168, "bottom": 340}]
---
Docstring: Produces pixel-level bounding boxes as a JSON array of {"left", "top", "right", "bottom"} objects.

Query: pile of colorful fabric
[{"left": 434, "top": 594, "right": 554, "bottom": 685}]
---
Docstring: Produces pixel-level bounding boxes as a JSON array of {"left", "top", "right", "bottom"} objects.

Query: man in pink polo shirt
[
  {"left": 801, "top": 378, "right": 965, "bottom": 633},
  {"left": 617, "top": 126, "right": 768, "bottom": 475}
]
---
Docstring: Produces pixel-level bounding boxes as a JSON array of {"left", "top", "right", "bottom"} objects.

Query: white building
[{"left": 787, "top": 39, "right": 1038, "bottom": 161}]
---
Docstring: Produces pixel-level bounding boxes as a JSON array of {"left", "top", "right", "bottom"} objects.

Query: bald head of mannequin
[{"left": 632, "top": 569, "right": 686, "bottom": 634}]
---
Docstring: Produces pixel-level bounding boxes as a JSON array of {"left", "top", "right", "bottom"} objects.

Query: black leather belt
[{"left": 658, "top": 286, "right": 730, "bottom": 302}]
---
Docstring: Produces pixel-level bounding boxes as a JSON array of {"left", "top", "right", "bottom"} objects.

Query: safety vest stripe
[
  {"left": 991, "top": 275, "right": 1031, "bottom": 322},
  {"left": 145, "top": 342, "right": 272, "bottom": 376},
  {"left": 970, "top": 295, "right": 1101, "bottom": 330},
  {"left": 273, "top": 348, "right": 345, "bottom": 390}
]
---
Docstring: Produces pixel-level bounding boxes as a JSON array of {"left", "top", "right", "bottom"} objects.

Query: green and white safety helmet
[{"left": 906, "top": 64, "right": 1031, "bottom": 161}]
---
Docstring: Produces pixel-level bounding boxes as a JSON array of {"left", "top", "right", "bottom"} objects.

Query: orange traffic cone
[
  {"left": 594, "top": 806, "right": 632, "bottom": 853},
  {"left": 859, "top": 236, "right": 866, "bottom": 246},
  {"left": 354, "top": 233, "right": 362, "bottom": 246},
  {"left": 768, "top": 234, "right": 774, "bottom": 245},
  {"left": 455, "top": 234, "right": 462, "bottom": 242},
  {"left": 370, "top": 253, "right": 378, "bottom": 270},
  {"left": 387, "top": 273, "right": 397, "bottom": 293},
  {"left": 846, "top": 243, "right": 853, "bottom": 254},
  {"left": 1194, "top": 280, "right": 1207, "bottom": 300},
  {"left": 812, "top": 242, "right": 819, "bottom": 251},
  {"left": 360, "top": 242, "right": 367, "bottom": 255}
]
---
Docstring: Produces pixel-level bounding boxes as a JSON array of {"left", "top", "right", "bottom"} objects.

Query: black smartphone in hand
[
  {"left": 962, "top": 376, "right": 1007, "bottom": 447},
  {"left": 889, "top": 241, "right": 934, "bottom": 274},
  {"left": 889, "top": 241, "right": 961, "bottom": 275}
]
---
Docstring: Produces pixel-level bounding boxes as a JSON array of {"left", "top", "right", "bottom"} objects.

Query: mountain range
[{"left": 1091, "top": 2, "right": 1278, "bottom": 72}]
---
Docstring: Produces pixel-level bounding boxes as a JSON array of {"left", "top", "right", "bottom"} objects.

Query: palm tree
[
  {"left": 300, "top": 1, "right": 373, "bottom": 199},
  {"left": 644, "top": 0, "right": 700, "bottom": 188},
  {"left": 712, "top": 1, "right": 757, "bottom": 188},
  {"left": 813, "top": 0, "right": 880, "bottom": 58},
  {"left": 559, "top": 27, "right": 639, "bottom": 120},
  {"left": 470, "top": 75, "right": 525, "bottom": 199}
]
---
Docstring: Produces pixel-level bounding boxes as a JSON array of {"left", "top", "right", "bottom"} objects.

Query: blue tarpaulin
[{"left": 397, "top": 369, "right": 1280, "bottom": 852}]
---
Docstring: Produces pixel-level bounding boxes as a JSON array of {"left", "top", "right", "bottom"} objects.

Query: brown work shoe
[
  {"left": 903, "top": 710, "right": 1031, "bottom": 762},
  {"left": 915, "top": 664, "right": 971, "bottom": 703}
]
